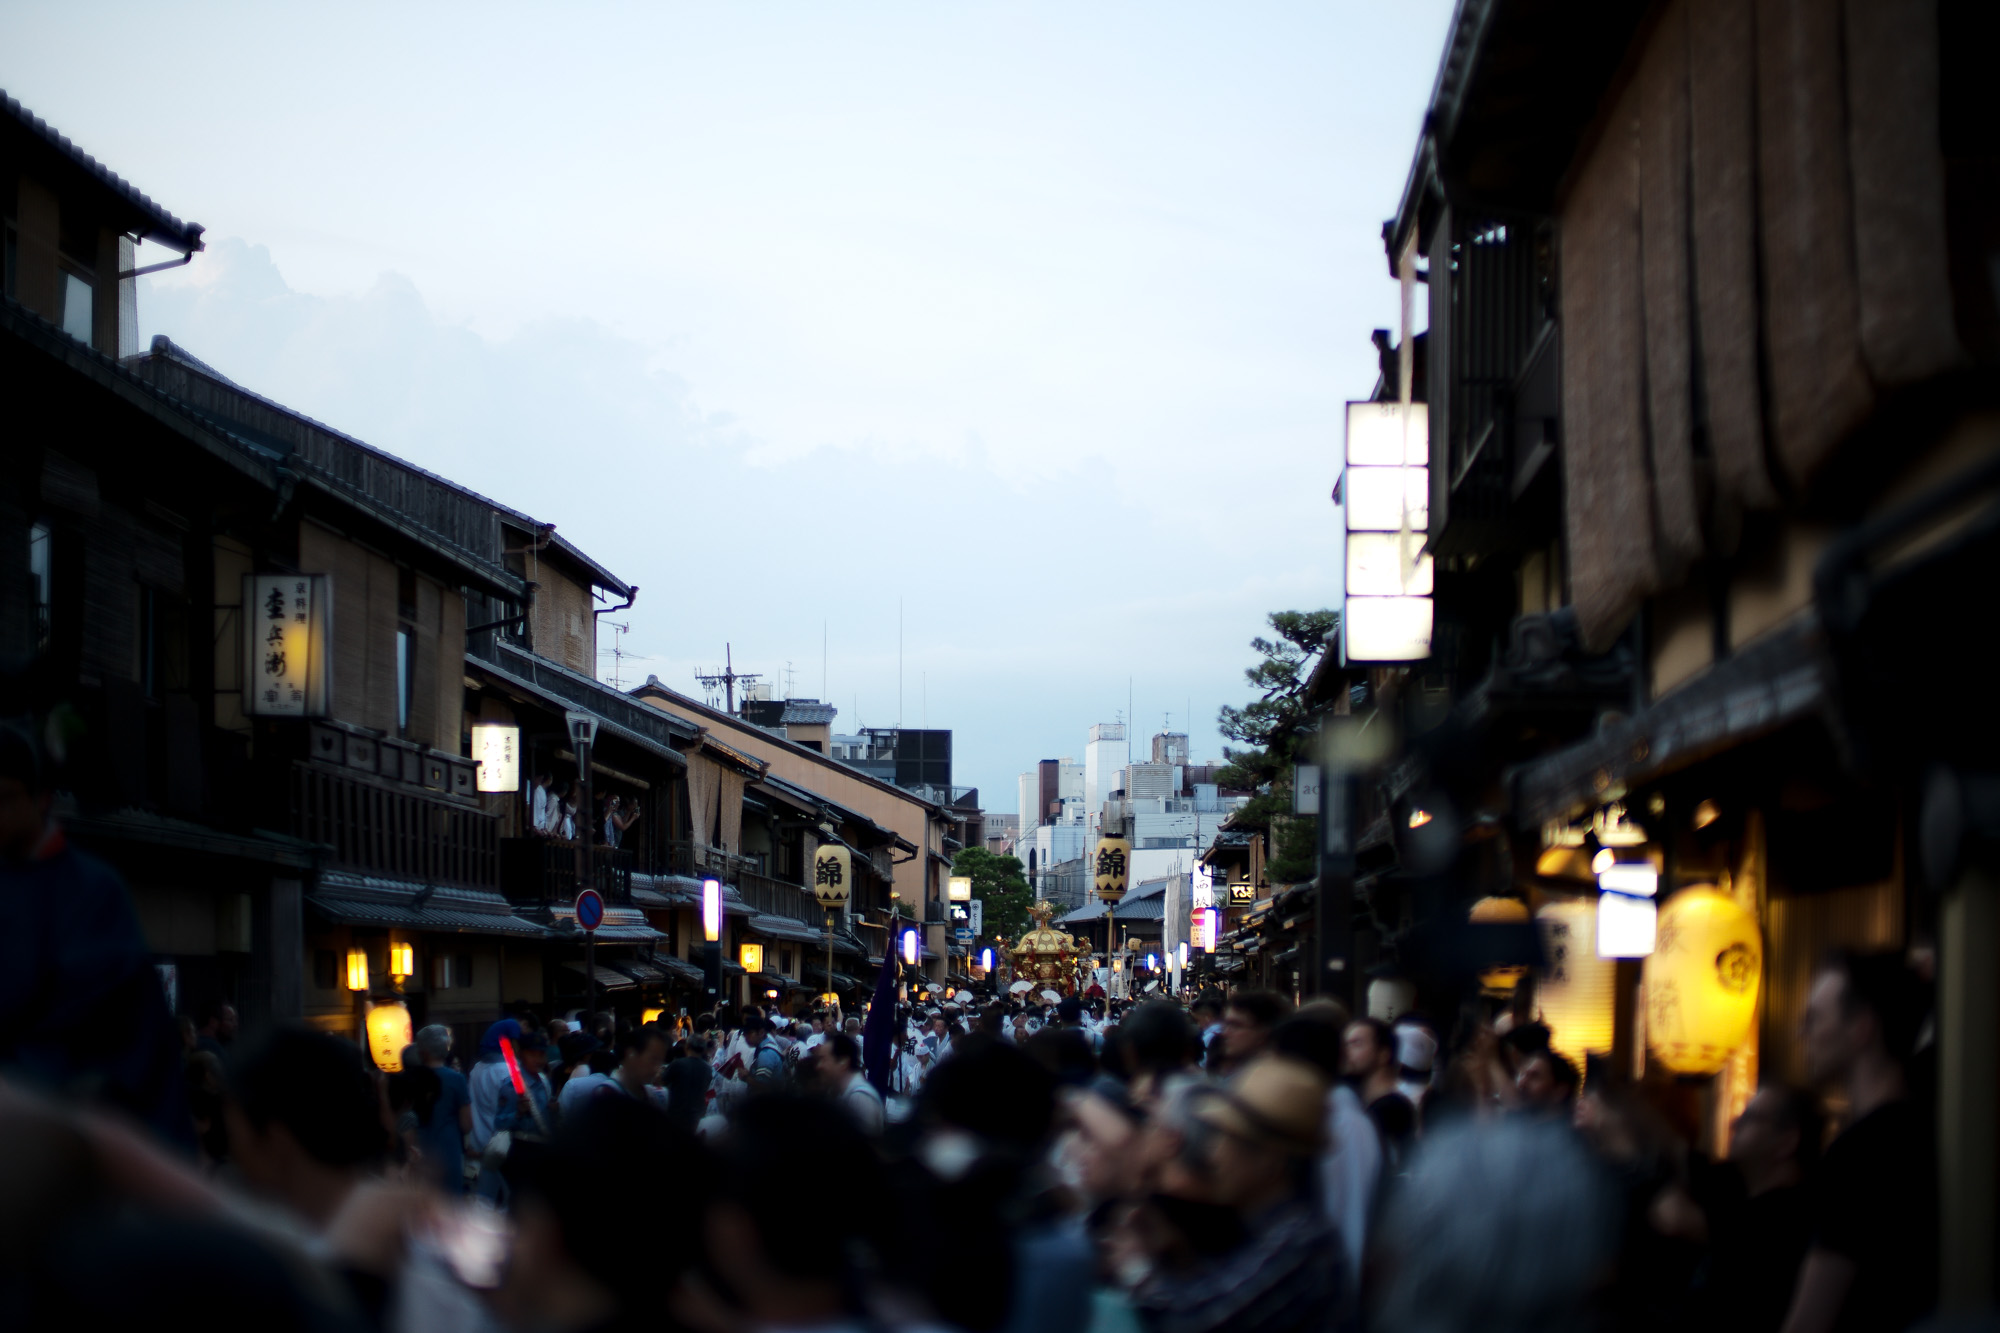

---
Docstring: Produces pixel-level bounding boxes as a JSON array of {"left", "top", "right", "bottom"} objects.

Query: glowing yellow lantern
[
  {"left": 813, "top": 844, "right": 852, "bottom": 909},
  {"left": 1094, "top": 836, "right": 1132, "bottom": 902},
  {"left": 345, "top": 948, "right": 370, "bottom": 992},
  {"left": 642, "top": 1007, "right": 666, "bottom": 1024},
  {"left": 1644, "top": 886, "right": 1762, "bottom": 1076},
  {"left": 740, "top": 942, "right": 765, "bottom": 975},
  {"left": 1470, "top": 896, "right": 1532, "bottom": 996},
  {"left": 389, "top": 942, "right": 414, "bottom": 981},
  {"left": 365, "top": 999, "right": 412, "bottom": 1071},
  {"left": 1535, "top": 898, "right": 1615, "bottom": 1069}
]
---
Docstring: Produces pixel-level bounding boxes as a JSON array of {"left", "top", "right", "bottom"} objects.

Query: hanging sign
[
  {"left": 242, "top": 573, "right": 330, "bottom": 717},
  {"left": 813, "top": 843, "right": 852, "bottom": 908},
  {"left": 473, "top": 723, "right": 521, "bottom": 792},
  {"left": 1094, "top": 836, "right": 1131, "bottom": 902},
  {"left": 1341, "top": 401, "right": 1433, "bottom": 664}
]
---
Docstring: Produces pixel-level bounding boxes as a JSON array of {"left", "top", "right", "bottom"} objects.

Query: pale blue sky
[{"left": 3, "top": 1, "right": 1453, "bottom": 809}]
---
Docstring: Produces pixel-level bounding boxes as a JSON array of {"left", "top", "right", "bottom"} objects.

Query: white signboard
[
  {"left": 968, "top": 899, "right": 983, "bottom": 936},
  {"left": 1191, "top": 864, "right": 1214, "bottom": 909},
  {"left": 242, "top": 574, "right": 329, "bottom": 717},
  {"left": 1293, "top": 764, "right": 1322, "bottom": 816},
  {"left": 473, "top": 723, "right": 521, "bottom": 792},
  {"left": 1341, "top": 401, "right": 1433, "bottom": 664}
]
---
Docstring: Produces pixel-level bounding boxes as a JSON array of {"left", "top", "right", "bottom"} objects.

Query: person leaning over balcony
[{"left": 530, "top": 771, "right": 560, "bottom": 836}]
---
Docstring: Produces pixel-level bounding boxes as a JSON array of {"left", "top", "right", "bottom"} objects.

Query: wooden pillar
[{"left": 1939, "top": 863, "right": 1998, "bottom": 1311}]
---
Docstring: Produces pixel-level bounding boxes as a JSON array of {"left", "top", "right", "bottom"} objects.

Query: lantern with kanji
[
  {"left": 1094, "top": 836, "right": 1131, "bottom": 903},
  {"left": 1644, "top": 886, "right": 1761, "bottom": 1076},
  {"left": 813, "top": 843, "right": 852, "bottom": 910}
]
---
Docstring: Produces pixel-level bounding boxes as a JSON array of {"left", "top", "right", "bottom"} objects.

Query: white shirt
[
  {"left": 559, "top": 1070, "right": 617, "bottom": 1116},
  {"left": 841, "top": 1073, "right": 886, "bottom": 1134},
  {"left": 1321, "top": 1082, "right": 1383, "bottom": 1299}
]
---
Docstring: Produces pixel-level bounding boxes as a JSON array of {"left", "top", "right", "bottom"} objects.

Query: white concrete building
[{"left": 1084, "top": 723, "right": 1128, "bottom": 829}]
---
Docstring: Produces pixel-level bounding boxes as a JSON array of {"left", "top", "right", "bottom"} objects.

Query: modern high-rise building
[{"left": 1083, "top": 722, "right": 1128, "bottom": 828}]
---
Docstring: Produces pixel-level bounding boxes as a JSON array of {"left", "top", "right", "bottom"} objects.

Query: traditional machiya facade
[
  {"left": 1297, "top": 0, "right": 1999, "bottom": 1303},
  {"left": 631, "top": 677, "right": 958, "bottom": 984}
]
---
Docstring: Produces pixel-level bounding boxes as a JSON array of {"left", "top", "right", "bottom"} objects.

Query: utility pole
[{"left": 695, "top": 643, "right": 761, "bottom": 714}]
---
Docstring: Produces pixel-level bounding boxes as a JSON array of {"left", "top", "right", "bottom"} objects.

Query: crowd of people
[
  {"left": 0, "top": 950, "right": 1945, "bottom": 1332},
  {"left": 0, "top": 732, "right": 1952, "bottom": 1333}
]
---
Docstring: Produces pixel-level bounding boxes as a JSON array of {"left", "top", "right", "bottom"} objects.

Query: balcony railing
[
  {"left": 737, "top": 869, "right": 820, "bottom": 925},
  {"left": 292, "top": 761, "right": 497, "bottom": 889},
  {"left": 654, "top": 839, "right": 819, "bottom": 924},
  {"left": 499, "top": 838, "right": 633, "bottom": 905}
]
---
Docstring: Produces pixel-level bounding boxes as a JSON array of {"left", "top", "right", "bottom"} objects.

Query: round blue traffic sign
[{"left": 575, "top": 888, "right": 605, "bottom": 932}]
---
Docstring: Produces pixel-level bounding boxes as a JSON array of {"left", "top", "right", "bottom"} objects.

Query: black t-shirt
[
  {"left": 1814, "top": 1098, "right": 1938, "bottom": 1333},
  {"left": 1702, "top": 1176, "right": 1813, "bottom": 1333}
]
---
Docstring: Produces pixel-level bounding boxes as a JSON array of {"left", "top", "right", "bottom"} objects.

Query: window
[
  {"left": 396, "top": 627, "right": 413, "bottom": 733},
  {"left": 28, "top": 521, "right": 51, "bottom": 657},
  {"left": 60, "top": 271, "right": 93, "bottom": 344},
  {"left": 433, "top": 953, "right": 474, "bottom": 989},
  {"left": 313, "top": 950, "right": 338, "bottom": 991},
  {"left": 138, "top": 586, "right": 188, "bottom": 699}
]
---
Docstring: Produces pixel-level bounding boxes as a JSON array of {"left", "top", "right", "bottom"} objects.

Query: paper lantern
[
  {"left": 1368, "top": 976, "right": 1416, "bottom": 1021},
  {"left": 389, "top": 942, "right": 414, "bottom": 980},
  {"left": 1644, "top": 886, "right": 1762, "bottom": 1076},
  {"left": 813, "top": 844, "right": 851, "bottom": 908},
  {"left": 1470, "top": 896, "right": 1531, "bottom": 996},
  {"left": 1535, "top": 898, "right": 1615, "bottom": 1068},
  {"left": 345, "top": 948, "right": 370, "bottom": 992},
  {"left": 1094, "top": 837, "right": 1131, "bottom": 902},
  {"left": 642, "top": 1007, "right": 666, "bottom": 1024},
  {"left": 365, "top": 999, "right": 412, "bottom": 1071}
]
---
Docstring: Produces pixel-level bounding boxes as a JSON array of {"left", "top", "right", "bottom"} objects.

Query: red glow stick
[{"left": 500, "top": 1036, "right": 550, "bottom": 1135}]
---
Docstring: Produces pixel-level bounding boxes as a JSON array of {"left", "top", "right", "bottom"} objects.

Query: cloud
[{"left": 141, "top": 240, "right": 1338, "bottom": 805}]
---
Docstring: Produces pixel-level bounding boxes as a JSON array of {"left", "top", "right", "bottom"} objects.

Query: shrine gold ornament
[
  {"left": 1644, "top": 886, "right": 1762, "bottom": 1076},
  {"left": 1006, "top": 901, "right": 1084, "bottom": 994}
]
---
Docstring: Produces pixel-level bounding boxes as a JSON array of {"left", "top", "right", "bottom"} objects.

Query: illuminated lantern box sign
[
  {"left": 1535, "top": 897, "right": 1616, "bottom": 1071},
  {"left": 813, "top": 844, "right": 852, "bottom": 909},
  {"left": 739, "top": 942, "right": 765, "bottom": 975},
  {"left": 1094, "top": 837, "right": 1131, "bottom": 903},
  {"left": 242, "top": 574, "right": 331, "bottom": 716},
  {"left": 1644, "top": 886, "right": 1762, "bottom": 1076},
  {"left": 473, "top": 723, "right": 521, "bottom": 793},
  {"left": 1469, "top": 895, "right": 1532, "bottom": 997},
  {"left": 1341, "top": 402, "right": 1433, "bottom": 664}
]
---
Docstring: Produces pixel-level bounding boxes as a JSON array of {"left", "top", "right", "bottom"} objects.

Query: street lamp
[
  {"left": 702, "top": 877, "right": 723, "bottom": 1007},
  {"left": 902, "top": 927, "right": 919, "bottom": 967}
]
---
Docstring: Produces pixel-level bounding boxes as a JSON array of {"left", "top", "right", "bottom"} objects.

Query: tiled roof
[{"left": 3, "top": 90, "right": 205, "bottom": 251}]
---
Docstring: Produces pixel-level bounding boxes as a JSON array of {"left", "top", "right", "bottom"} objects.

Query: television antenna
[
  {"left": 602, "top": 620, "right": 631, "bottom": 689},
  {"left": 694, "top": 643, "right": 761, "bottom": 713}
]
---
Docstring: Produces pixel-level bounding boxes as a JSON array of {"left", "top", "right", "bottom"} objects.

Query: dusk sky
[{"left": 3, "top": 1, "right": 1453, "bottom": 809}]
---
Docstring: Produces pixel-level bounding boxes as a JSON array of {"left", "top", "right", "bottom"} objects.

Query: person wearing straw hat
[{"left": 1125, "top": 1055, "right": 1343, "bottom": 1333}]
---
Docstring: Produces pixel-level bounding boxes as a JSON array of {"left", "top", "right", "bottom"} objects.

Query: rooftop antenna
[
  {"left": 784, "top": 660, "right": 795, "bottom": 698},
  {"left": 602, "top": 620, "right": 631, "bottom": 690},
  {"left": 694, "top": 642, "right": 761, "bottom": 714}
]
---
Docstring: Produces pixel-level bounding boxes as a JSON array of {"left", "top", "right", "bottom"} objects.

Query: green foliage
[
  {"left": 1216, "top": 610, "right": 1337, "bottom": 882},
  {"left": 952, "top": 846, "right": 1033, "bottom": 943}
]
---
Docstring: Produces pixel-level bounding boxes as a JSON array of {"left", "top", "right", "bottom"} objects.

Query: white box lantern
[{"left": 1341, "top": 402, "right": 1433, "bottom": 664}]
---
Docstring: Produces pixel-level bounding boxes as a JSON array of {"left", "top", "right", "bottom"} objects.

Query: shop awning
[
  {"left": 747, "top": 914, "right": 831, "bottom": 946},
  {"left": 564, "top": 963, "right": 637, "bottom": 991},
  {"left": 306, "top": 875, "right": 549, "bottom": 939},
  {"left": 1510, "top": 616, "right": 1829, "bottom": 827},
  {"left": 802, "top": 963, "right": 865, "bottom": 991}
]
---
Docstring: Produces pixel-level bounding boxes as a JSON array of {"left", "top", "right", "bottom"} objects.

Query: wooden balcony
[
  {"left": 291, "top": 761, "right": 497, "bottom": 889},
  {"left": 499, "top": 837, "right": 634, "bottom": 906},
  {"left": 656, "top": 839, "right": 817, "bottom": 924}
]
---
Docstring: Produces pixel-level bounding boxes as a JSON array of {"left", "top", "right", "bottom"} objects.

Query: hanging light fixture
[
  {"left": 365, "top": 999, "right": 412, "bottom": 1071},
  {"left": 1644, "top": 886, "right": 1762, "bottom": 1075},
  {"left": 1535, "top": 898, "right": 1616, "bottom": 1068},
  {"left": 345, "top": 948, "right": 370, "bottom": 992},
  {"left": 1469, "top": 896, "right": 1531, "bottom": 996},
  {"left": 389, "top": 942, "right": 414, "bottom": 982},
  {"left": 642, "top": 1007, "right": 666, "bottom": 1024}
]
